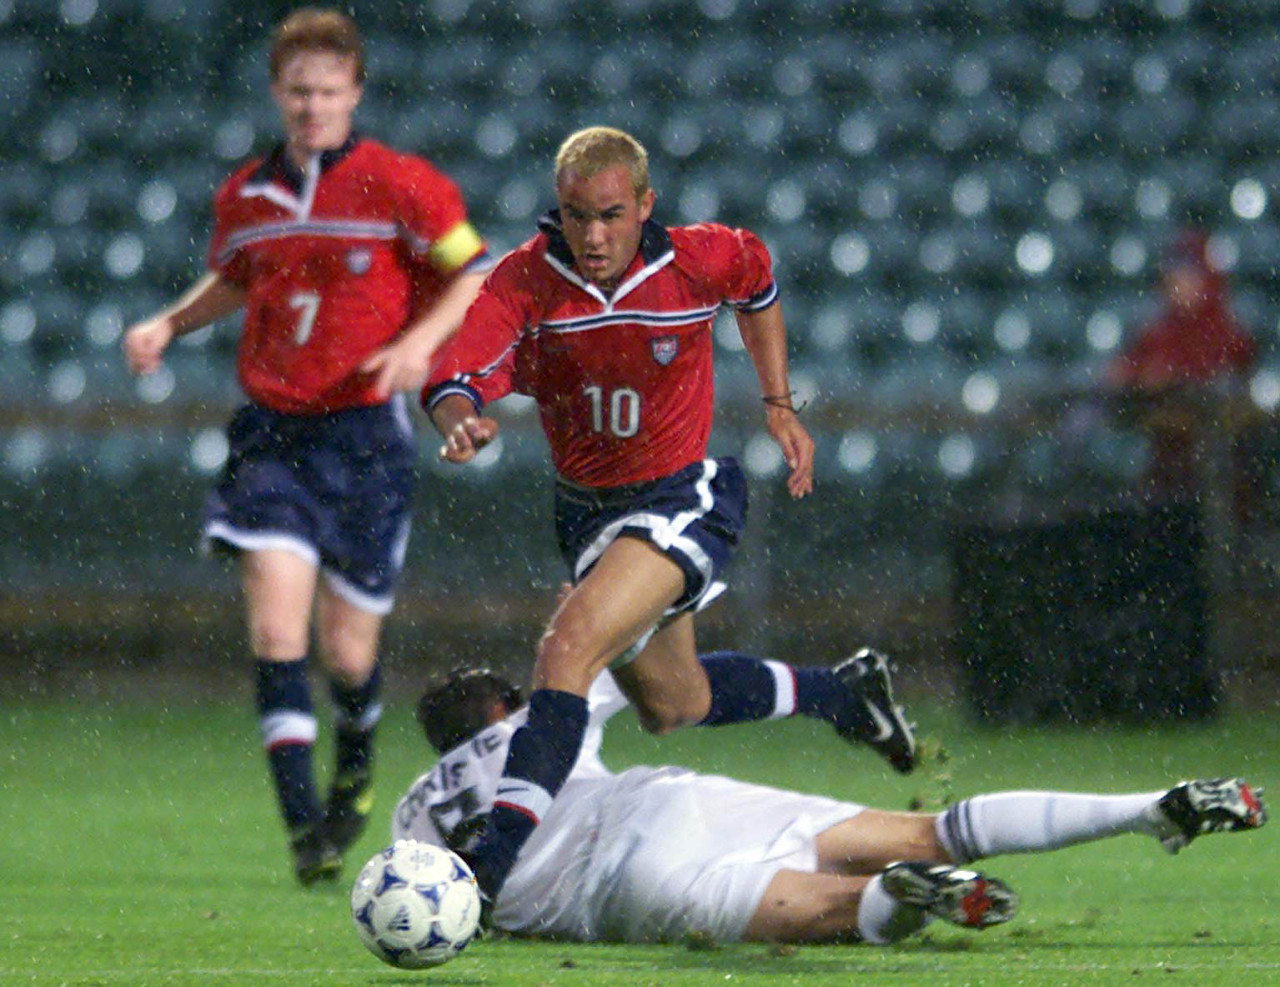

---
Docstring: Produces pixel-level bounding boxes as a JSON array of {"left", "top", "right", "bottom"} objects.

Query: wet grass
[{"left": 1, "top": 694, "right": 1276, "bottom": 985}]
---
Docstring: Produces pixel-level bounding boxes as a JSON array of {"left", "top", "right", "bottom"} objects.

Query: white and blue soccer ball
[{"left": 350, "top": 839, "right": 481, "bottom": 969}]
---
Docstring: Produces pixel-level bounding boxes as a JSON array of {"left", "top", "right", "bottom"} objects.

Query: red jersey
[
  {"left": 425, "top": 215, "right": 777, "bottom": 487},
  {"left": 209, "top": 136, "right": 489, "bottom": 414}
]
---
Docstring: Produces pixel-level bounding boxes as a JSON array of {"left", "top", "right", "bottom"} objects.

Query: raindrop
[
  {"left": 190, "top": 429, "right": 229, "bottom": 475},
  {"left": 137, "top": 179, "right": 177, "bottom": 223},
  {"left": 742, "top": 106, "right": 783, "bottom": 148},
  {"left": 39, "top": 120, "right": 79, "bottom": 163},
  {"left": 697, "top": 0, "right": 737, "bottom": 19},
  {"left": 837, "top": 114, "right": 877, "bottom": 157},
  {"left": 51, "top": 185, "right": 89, "bottom": 225},
  {"left": 660, "top": 117, "right": 703, "bottom": 159},
  {"left": 1230, "top": 179, "right": 1267, "bottom": 220},
  {"left": 498, "top": 179, "right": 538, "bottom": 220},
  {"left": 1, "top": 300, "right": 36, "bottom": 344},
  {"left": 1064, "top": 0, "right": 1101, "bottom": 19},
  {"left": 136, "top": 365, "right": 175, "bottom": 404},
  {"left": 1109, "top": 236, "right": 1147, "bottom": 276},
  {"left": 838, "top": 431, "right": 877, "bottom": 473},
  {"left": 766, "top": 180, "right": 805, "bottom": 223},
  {"left": 939, "top": 434, "right": 977, "bottom": 477},
  {"left": 773, "top": 58, "right": 813, "bottom": 97},
  {"left": 470, "top": 434, "right": 505, "bottom": 470},
  {"left": 5, "top": 428, "right": 47, "bottom": 473},
  {"left": 1086, "top": 309, "right": 1123, "bottom": 351},
  {"left": 1132, "top": 55, "right": 1169, "bottom": 94},
  {"left": 743, "top": 432, "right": 784, "bottom": 477},
  {"left": 952, "top": 56, "right": 990, "bottom": 97},
  {"left": 475, "top": 115, "right": 516, "bottom": 159},
  {"left": 85, "top": 302, "right": 123, "bottom": 347},
  {"left": 811, "top": 306, "right": 853, "bottom": 351},
  {"left": 48, "top": 360, "right": 87, "bottom": 404},
  {"left": 590, "top": 54, "right": 630, "bottom": 96},
  {"left": 678, "top": 182, "right": 719, "bottom": 223},
  {"left": 830, "top": 233, "right": 870, "bottom": 276},
  {"left": 1206, "top": 233, "right": 1238, "bottom": 272},
  {"left": 1045, "top": 179, "right": 1082, "bottom": 221},
  {"left": 1249, "top": 370, "right": 1280, "bottom": 411},
  {"left": 60, "top": 0, "right": 96, "bottom": 27},
  {"left": 919, "top": 233, "right": 957, "bottom": 274},
  {"left": 1134, "top": 178, "right": 1171, "bottom": 219},
  {"left": 1015, "top": 232, "right": 1054, "bottom": 275},
  {"left": 902, "top": 301, "right": 940, "bottom": 344},
  {"left": 104, "top": 234, "right": 145, "bottom": 280},
  {"left": 213, "top": 119, "right": 254, "bottom": 160},
  {"left": 951, "top": 174, "right": 990, "bottom": 217},
  {"left": 961, "top": 373, "right": 1000, "bottom": 415},
  {"left": 712, "top": 310, "right": 744, "bottom": 352},
  {"left": 994, "top": 309, "right": 1030, "bottom": 352},
  {"left": 1045, "top": 55, "right": 1083, "bottom": 96},
  {"left": 1018, "top": 114, "right": 1057, "bottom": 156},
  {"left": 858, "top": 180, "right": 896, "bottom": 220},
  {"left": 18, "top": 232, "right": 56, "bottom": 276}
]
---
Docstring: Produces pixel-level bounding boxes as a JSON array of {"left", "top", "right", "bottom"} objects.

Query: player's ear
[{"left": 638, "top": 188, "right": 655, "bottom": 222}]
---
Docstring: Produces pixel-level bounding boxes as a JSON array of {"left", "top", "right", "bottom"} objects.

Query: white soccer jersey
[{"left": 392, "top": 674, "right": 864, "bottom": 942}]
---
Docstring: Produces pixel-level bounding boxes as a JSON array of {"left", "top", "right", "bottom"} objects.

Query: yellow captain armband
[{"left": 429, "top": 221, "right": 485, "bottom": 273}]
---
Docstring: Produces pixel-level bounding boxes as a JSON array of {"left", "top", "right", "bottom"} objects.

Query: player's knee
[
  {"left": 249, "top": 620, "right": 308, "bottom": 661},
  {"left": 535, "top": 622, "right": 602, "bottom": 692},
  {"left": 634, "top": 694, "right": 707, "bottom": 735}
]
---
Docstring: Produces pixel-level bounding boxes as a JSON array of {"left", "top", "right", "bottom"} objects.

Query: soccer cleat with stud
[
  {"left": 1147, "top": 777, "right": 1267, "bottom": 854},
  {"left": 323, "top": 768, "right": 375, "bottom": 855},
  {"left": 831, "top": 647, "right": 916, "bottom": 774},
  {"left": 290, "top": 824, "right": 342, "bottom": 887},
  {"left": 881, "top": 860, "right": 1018, "bottom": 930}
]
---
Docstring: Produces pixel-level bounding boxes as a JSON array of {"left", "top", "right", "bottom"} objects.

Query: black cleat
[
  {"left": 323, "top": 769, "right": 374, "bottom": 856},
  {"left": 290, "top": 824, "right": 342, "bottom": 887},
  {"left": 832, "top": 647, "right": 916, "bottom": 773},
  {"left": 881, "top": 860, "right": 1018, "bottom": 930},
  {"left": 1147, "top": 777, "right": 1267, "bottom": 854}
]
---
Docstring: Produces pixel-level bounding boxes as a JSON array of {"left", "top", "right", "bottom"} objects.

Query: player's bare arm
[
  {"left": 735, "top": 303, "right": 815, "bottom": 498},
  {"left": 429, "top": 392, "right": 499, "bottom": 464},
  {"left": 121, "top": 271, "right": 245, "bottom": 375},
  {"left": 361, "top": 269, "right": 488, "bottom": 399}
]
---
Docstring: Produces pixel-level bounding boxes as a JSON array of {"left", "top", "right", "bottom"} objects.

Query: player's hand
[
  {"left": 121, "top": 317, "right": 174, "bottom": 376},
  {"left": 361, "top": 333, "right": 438, "bottom": 400},
  {"left": 439, "top": 415, "right": 499, "bottom": 464},
  {"left": 765, "top": 405, "right": 815, "bottom": 499}
]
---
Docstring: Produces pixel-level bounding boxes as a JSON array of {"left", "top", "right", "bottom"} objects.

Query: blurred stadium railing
[{"left": 4, "top": 0, "right": 1280, "bottom": 711}]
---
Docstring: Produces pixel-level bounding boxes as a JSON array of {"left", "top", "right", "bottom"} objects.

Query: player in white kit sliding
[{"left": 392, "top": 668, "right": 1266, "bottom": 945}]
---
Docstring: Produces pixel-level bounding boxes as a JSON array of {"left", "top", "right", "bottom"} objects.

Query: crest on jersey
[
  {"left": 650, "top": 335, "right": 678, "bottom": 366},
  {"left": 345, "top": 248, "right": 373, "bottom": 275}
]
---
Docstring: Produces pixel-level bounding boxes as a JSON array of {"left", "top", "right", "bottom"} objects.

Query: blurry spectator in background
[
  {"left": 1106, "top": 229, "right": 1257, "bottom": 507},
  {"left": 121, "top": 8, "right": 490, "bottom": 884}
]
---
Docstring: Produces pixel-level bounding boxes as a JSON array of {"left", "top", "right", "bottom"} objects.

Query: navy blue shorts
[
  {"left": 202, "top": 397, "right": 417, "bottom": 614},
  {"left": 554, "top": 457, "right": 749, "bottom": 615}
]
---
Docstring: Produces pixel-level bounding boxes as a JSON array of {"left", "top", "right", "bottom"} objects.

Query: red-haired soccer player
[{"left": 122, "top": 8, "right": 491, "bottom": 884}]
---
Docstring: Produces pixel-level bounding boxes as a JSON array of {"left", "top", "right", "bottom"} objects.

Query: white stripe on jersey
[
  {"left": 260, "top": 710, "right": 317, "bottom": 749},
  {"left": 765, "top": 660, "right": 797, "bottom": 718},
  {"left": 493, "top": 779, "right": 555, "bottom": 824},
  {"left": 573, "top": 459, "right": 718, "bottom": 591},
  {"left": 540, "top": 304, "right": 721, "bottom": 335},
  {"left": 218, "top": 218, "right": 399, "bottom": 261}
]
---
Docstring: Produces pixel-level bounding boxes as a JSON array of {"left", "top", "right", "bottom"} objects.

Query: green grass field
[{"left": 2, "top": 691, "right": 1275, "bottom": 986}]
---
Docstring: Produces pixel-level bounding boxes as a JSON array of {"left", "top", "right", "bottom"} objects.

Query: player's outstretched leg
[
  {"left": 290, "top": 824, "right": 342, "bottom": 886},
  {"left": 831, "top": 648, "right": 916, "bottom": 774},
  {"left": 881, "top": 861, "right": 1018, "bottom": 930},
  {"left": 1145, "top": 778, "right": 1267, "bottom": 854}
]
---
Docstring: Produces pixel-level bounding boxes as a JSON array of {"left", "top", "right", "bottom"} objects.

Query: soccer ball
[{"left": 350, "top": 839, "right": 481, "bottom": 969}]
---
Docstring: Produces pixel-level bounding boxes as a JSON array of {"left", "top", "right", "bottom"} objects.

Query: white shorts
[{"left": 495, "top": 765, "right": 864, "bottom": 943}]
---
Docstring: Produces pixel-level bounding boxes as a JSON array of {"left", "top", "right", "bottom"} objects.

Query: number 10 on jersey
[{"left": 584, "top": 385, "right": 641, "bottom": 438}]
